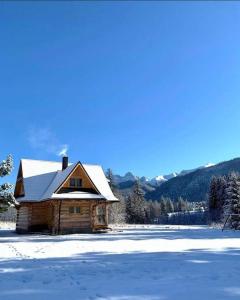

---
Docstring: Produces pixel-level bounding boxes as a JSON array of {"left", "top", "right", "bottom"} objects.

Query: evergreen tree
[
  {"left": 109, "top": 191, "right": 126, "bottom": 224},
  {"left": 160, "top": 197, "right": 168, "bottom": 216},
  {"left": 208, "top": 175, "right": 227, "bottom": 223},
  {"left": 106, "top": 168, "right": 126, "bottom": 224},
  {"left": 125, "top": 194, "right": 133, "bottom": 223},
  {"left": 208, "top": 176, "right": 218, "bottom": 222},
  {"left": 177, "top": 197, "right": 188, "bottom": 212},
  {"left": 126, "top": 179, "right": 146, "bottom": 224},
  {"left": 166, "top": 198, "right": 174, "bottom": 213},
  {"left": 223, "top": 172, "right": 240, "bottom": 230},
  {"left": 215, "top": 176, "right": 227, "bottom": 221},
  {"left": 146, "top": 200, "right": 154, "bottom": 223},
  {"left": 0, "top": 155, "right": 16, "bottom": 213},
  {"left": 106, "top": 168, "right": 114, "bottom": 190},
  {"left": 153, "top": 201, "right": 161, "bottom": 220}
]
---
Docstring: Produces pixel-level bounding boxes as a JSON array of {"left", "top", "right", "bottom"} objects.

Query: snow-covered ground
[{"left": 1, "top": 225, "right": 240, "bottom": 300}]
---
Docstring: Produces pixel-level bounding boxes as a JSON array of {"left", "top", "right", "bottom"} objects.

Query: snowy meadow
[{"left": 1, "top": 225, "right": 240, "bottom": 300}]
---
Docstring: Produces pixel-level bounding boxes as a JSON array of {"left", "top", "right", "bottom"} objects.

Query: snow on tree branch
[
  {"left": 0, "top": 154, "right": 13, "bottom": 177},
  {"left": 0, "top": 154, "right": 17, "bottom": 212}
]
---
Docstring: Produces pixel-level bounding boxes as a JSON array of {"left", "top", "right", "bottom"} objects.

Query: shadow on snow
[{"left": 1, "top": 226, "right": 240, "bottom": 299}]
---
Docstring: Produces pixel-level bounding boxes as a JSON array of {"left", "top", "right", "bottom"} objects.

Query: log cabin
[{"left": 14, "top": 157, "right": 118, "bottom": 234}]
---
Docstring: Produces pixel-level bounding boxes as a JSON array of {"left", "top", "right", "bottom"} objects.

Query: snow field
[{"left": 1, "top": 225, "right": 240, "bottom": 300}]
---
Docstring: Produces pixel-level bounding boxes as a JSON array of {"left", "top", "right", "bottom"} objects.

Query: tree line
[
  {"left": 208, "top": 172, "right": 240, "bottom": 230},
  {"left": 107, "top": 169, "right": 206, "bottom": 225}
]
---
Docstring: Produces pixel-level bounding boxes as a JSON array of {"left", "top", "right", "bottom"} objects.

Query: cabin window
[
  {"left": 96, "top": 205, "right": 106, "bottom": 224},
  {"left": 69, "top": 206, "right": 82, "bottom": 214},
  {"left": 69, "top": 178, "right": 82, "bottom": 187},
  {"left": 75, "top": 207, "right": 81, "bottom": 214},
  {"left": 69, "top": 207, "right": 75, "bottom": 214}
]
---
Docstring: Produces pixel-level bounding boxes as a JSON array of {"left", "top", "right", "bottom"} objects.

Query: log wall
[
  {"left": 58, "top": 200, "right": 92, "bottom": 234},
  {"left": 16, "top": 205, "right": 29, "bottom": 233},
  {"left": 29, "top": 202, "right": 52, "bottom": 232},
  {"left": 16, "top": 199, "right": 110, "bottom": 234}
]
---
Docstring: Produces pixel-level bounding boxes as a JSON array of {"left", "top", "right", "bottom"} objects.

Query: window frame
[
  {"left": 96, "top": 204, "right": 106, "bottom": 224},
  {"left": 69, "top": 206, "right": 83, "bottom": 214},
  {"left": 69, "top": 206, "right": 75, "bottom": 214},
  {"left": 75, "top": 207, "right": 81, "bottom": 214},
  {"left": 69, "top": 177, "right": 82, "bottom": 188}
]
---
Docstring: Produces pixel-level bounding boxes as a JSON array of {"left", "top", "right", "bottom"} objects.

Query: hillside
[{"left": 145, "top": 157, "right": 240, "bottom": 202}]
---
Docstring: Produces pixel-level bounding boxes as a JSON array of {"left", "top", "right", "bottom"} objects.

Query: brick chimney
[{"left": 62, "top": 156, "right": 68, "bottom": 171}]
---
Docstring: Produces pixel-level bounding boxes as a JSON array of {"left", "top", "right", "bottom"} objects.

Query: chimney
[{"left": 62, "top": 156, "right": 68, "bottom": 170}]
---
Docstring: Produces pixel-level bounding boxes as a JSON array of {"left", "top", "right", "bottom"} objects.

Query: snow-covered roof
[{"left": 16, "top": 159, "right": 118, "bottom": 202}]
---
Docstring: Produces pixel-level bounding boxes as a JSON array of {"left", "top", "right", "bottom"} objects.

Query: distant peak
[
  {"left": 125, "top": 171, "right": 134, "bottom": 176},
  {"left": 204, "top": 163, "right": 215, "bottom": 168}
]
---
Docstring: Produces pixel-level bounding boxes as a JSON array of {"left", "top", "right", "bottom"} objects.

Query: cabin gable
[{"left": 55, "top": 163, "right": 99, "bottom": 195}]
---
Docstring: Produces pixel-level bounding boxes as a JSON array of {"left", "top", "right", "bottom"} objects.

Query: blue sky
[{"left": 1, "top": 2, "right": 240, "bottom": 181}]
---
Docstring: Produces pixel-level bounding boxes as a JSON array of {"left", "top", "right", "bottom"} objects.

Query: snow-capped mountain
[
  {"left": 150, "top": 173, "right": 178, "bottom": 185},
  {"left": 112, "top": 163, "right": 215, "bottom": 187},
  {"left": 178, "top": 163, "right": 215, "bottom": 177}
]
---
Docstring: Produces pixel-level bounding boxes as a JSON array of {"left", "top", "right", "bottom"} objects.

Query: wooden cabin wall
[
  {"left": 51, "top": 201, "right": 60, "bottom": 234},
  {"left": 29, "top": 202, "right": 52, "bottom": 232},
  {"left": 58, "top": 200, "right": 92, "bottom": 234},
  {"left": 16, "top": 202, "right": 53, "bottom": 233},
  {"left": 16, "top": 200, "right": 111, "bottom": 234},
  {"left": 16, "top": 205, "right": 29, "bottom": 233}
]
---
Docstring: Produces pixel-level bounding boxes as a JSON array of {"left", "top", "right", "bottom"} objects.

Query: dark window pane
[
  {"left": 76, "top": 178, "right": 82, "bottom": 187},
  {"left": 70, "top": 178, "right": 75, "bottom": 187},
  {"left": 69, "top": 207, "right": 74, "bottom": 214},
  {"left": 75, "top": 207, "right": 81, "bottom": 214}
]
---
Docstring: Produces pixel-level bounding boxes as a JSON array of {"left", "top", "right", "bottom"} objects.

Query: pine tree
[
  {"left": 159, "top": 197, "right": 167, "bottom": 216},
  {"left": 125, "top": 194, "right": 133, "bottom": 223},
  {"left": 177, "top": 197, "right": 188, "bottom": 212},
  {"left": 166, "top": 198, "right": 174, "bottom": 213},
  {"left": 208, "top": 176, "right": 218, "bottom": 222},
  {"left": 215, "top": 176, "right": 227, "bottom": 221},
  {"left": 223, "top": 172, "right": 240, "bottom": 230},
  {"left": 0, "top": 155, "right": 16, "bottom": 213},
  {"left": 126, "top": 179, "right": 146, "bottom": 224},
  {"left": 106, "top": 168, "right": 114, "bottom": 190},
  {"left": 154, "top": 201, "right": 161, "bottom": 217},
  {"left": 146, "top": 200, "right": 154, "bottom": 223},
  {"left": 106, "top": 168, "right": 126, "bottom": 224},
  {"left": 109, "top": 191, "right": 126, "bottom": 224},
  {"left": 208, "top": 175, "right": 227, "bottom": 224}
]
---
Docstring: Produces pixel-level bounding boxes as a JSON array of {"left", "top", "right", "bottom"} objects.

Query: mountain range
[
  {"left": 113, "top": 163, "right": 215, "bottom": 186},
  {"left": 112, "top": 158, "right": 240, "bottom": 202}
]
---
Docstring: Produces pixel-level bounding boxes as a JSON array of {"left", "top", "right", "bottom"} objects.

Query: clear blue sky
[{"left": 1, "top": 1, "right": 240, "bottom": 181}]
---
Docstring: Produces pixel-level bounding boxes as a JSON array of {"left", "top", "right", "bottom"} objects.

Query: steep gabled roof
[
  {"left": 16, "top": 159, "right": 118, "bottom": 202},
  {"left": 41, "top": 162, "right": 79, "bottom": 199}
]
